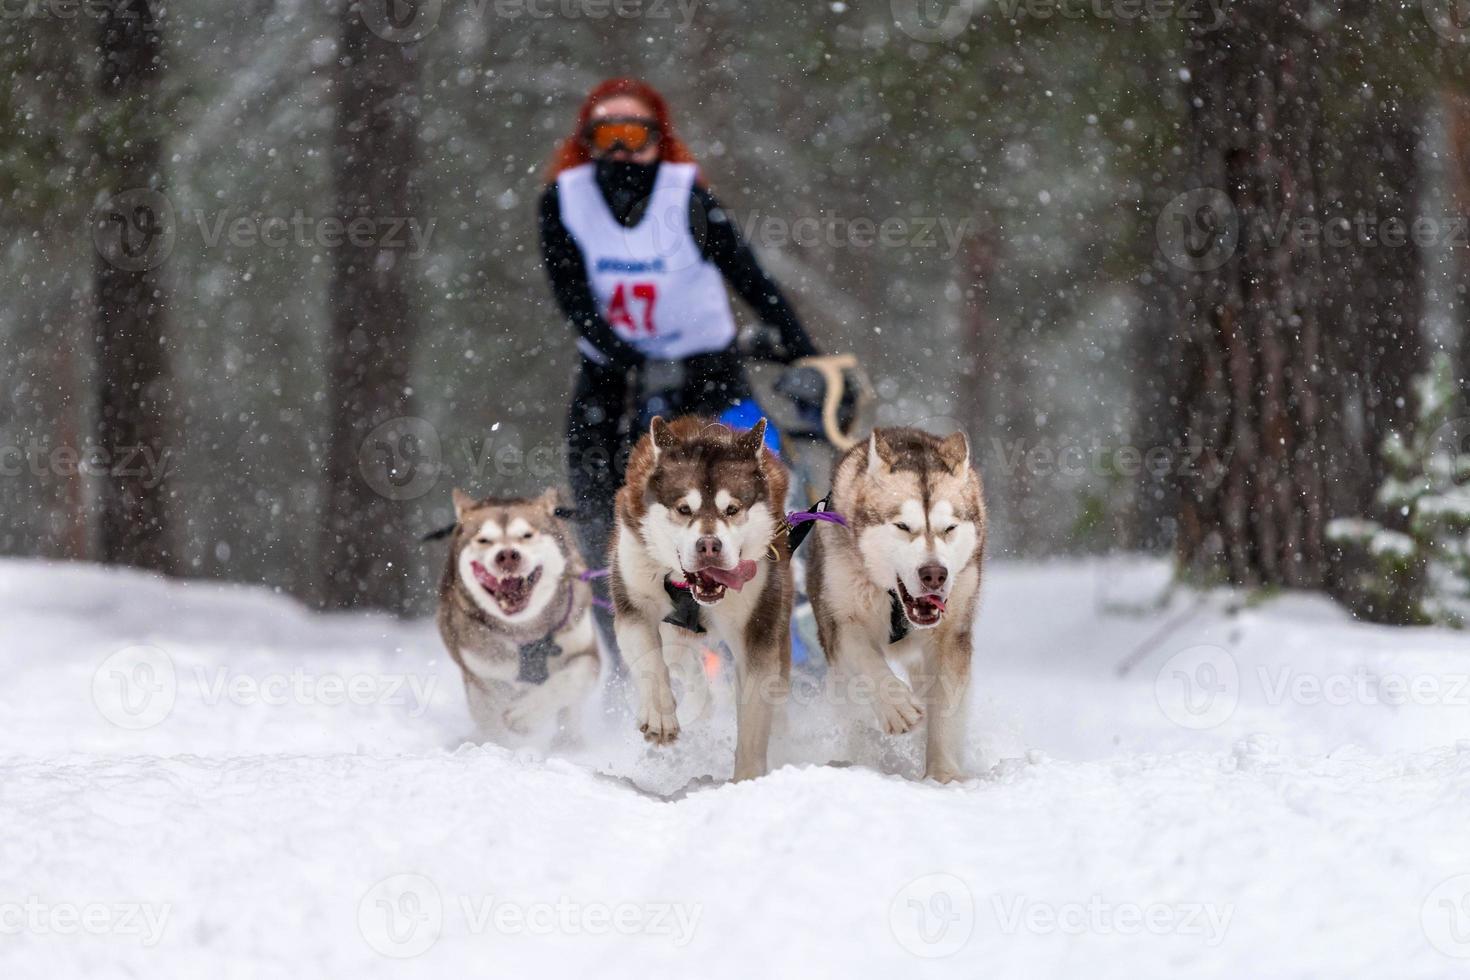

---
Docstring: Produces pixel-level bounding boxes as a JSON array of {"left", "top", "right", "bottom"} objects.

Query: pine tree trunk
[
  {"left": 318, "top": 11, "right": 420, "bottom": 610},
  {"left": 1353, "top": 102, "right": 1426, "bottom": 497},
  {"left": 1175, "top": 0, "right": 1327, "bottom": 587},
  {"left": 93, "top": 0, "right": 174, "bottom": 572}
]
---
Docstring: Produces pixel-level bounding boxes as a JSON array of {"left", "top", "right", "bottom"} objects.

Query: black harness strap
[
  {"left": 785, "top": 493, "right": 833, "bottom": 556},
  {"left": 888, "top": 590, "right": 910, "bottom": 645},
  {"left": 515, "top": 584, "right": 577, "bottom": 685},
  {"left": 662, "top": 575, "right": 705, "bottom": 634}
]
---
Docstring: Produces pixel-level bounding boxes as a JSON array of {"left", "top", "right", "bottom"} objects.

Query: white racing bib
[{"left": 556, "top": 161, "right": 737, "bottom": 361}]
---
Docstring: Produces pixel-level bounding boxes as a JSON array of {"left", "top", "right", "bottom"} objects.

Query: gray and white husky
[
  {"left": 807, "top": 427, "right": 986, "bottom": 782},
  {"left": 436, "top": 487, "right": 599, "bottom": 744}
]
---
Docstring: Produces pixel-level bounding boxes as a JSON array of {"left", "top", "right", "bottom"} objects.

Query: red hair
[{"left": 545, "top": 78, "right": 697, "bottom": 181}]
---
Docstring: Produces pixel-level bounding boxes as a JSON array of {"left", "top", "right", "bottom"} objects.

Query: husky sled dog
[
  {"left": 611, "top": 416, "right": 792, "bottom": 781},
  {"left": 437, "top": 487, "right": 599, "bottom": 742},
  {"left": 807, "top": 427, "right": 985, "bottom": 783}
]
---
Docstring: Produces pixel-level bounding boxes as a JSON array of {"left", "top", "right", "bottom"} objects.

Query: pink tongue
[
  {"left": 701, "top": 560, "right": 758, "bottom": 591},
  {"left": 917, "top": 594, "right": 947, "bottom": 613},
  {"left": 470, "top": 561, "right": 500, "bottom": 592}
]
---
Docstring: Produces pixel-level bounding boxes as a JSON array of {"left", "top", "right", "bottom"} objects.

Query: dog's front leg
[
  {"left": 921, "top": 630, "right": 971, "bottom": 783},
  {"left": 616, "top": 614, "right": 679, "bottom": 744},
  {"left": 728, "top": 634, "right": 788, "bottom": 782},
  {"left": 463, "top": 676, "right": 507, "bottom": 739},
  {"left": 829, "top": 623, "right": 923, "bottom": 735}
]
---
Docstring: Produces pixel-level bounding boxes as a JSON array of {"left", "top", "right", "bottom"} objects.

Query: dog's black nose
[
  {"left": 494, "top": 548, "right": 522, "bottom": 572},
  {"left": 696, "top": 535, "right": 723, "bottom": 559},
  {"left": 919, "top": 563, "right": 948, "bottom": 592}
]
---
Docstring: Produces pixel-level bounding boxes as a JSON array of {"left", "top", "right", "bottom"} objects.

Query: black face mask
[{"left": 594, "top": 158, "right": 659, "bottom": 226}]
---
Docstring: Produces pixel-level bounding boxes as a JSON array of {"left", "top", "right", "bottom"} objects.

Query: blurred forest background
[{"left": 1, "top": 0, "right": 1467, "bottom": 617}]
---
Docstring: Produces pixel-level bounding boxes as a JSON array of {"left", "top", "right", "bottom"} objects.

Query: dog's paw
[
  {"left": 924, "top": 766, "right": 965, "bottom": 785},
  {"left": 873, "top": 681, "right": 924, "bottom": 735},
  {"left": 637, "top": 703, "right": 680, "bottom": 745}
]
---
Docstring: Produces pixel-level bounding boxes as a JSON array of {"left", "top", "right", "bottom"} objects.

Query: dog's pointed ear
[
  {"left": 734, "top": 418, "right": 768, "bottom": 457},
  {"left": 452, "top": 488, "right": 476, "bottom": 520},
  {"left": 937, "top": 431, "right": 970, "bottom": 473},
  {"left": 536, "top": 486, "right": 560, "bottom": 513},
  {"left": 649, "top": 416, "right": 676, "bottom": 461},
  {"left": 867, "top": 430, "right": 894, "bottom": 475}
]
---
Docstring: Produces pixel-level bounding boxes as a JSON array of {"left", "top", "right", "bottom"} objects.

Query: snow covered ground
[{"left": 3, "top": 556, "right": 1470, "bottom": 978}]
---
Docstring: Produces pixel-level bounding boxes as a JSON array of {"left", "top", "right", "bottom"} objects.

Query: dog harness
[
  {"left": 662, "top": 575, "right": 706, "bottom": 634},
  {"left": 516, "top": 583, "right": 578, "bottom": 685},
  {"left": 887, "top": 591, "right": 910, "bottom": 644}
]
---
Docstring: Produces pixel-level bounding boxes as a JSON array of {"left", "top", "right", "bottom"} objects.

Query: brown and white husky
[
  {"left": 436, "top": 488, "right": 599, "bottom": 744},
  {"left": 806, "top": 427, "right": 986, "bottom": 782},
  {"left": 610, "top": 416, "right": 792, "bottom": 781}
]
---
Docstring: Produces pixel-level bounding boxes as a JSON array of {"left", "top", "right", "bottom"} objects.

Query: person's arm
[
  {"left": 689, "top": 185, "right": 820, "bottom": 363},
  {"left": 539, "top": 184, "right": 643, "bottom": 369}
]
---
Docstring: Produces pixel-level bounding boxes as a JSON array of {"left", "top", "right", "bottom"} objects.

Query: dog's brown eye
[
  {"left": 945, "top": 524, "right": 958, "bottom": 535},
  {"left": 725, "top": 504, "right": 739, "bottom": 517},
  {"left": 677, "top": 503, "right": 693, "bottom": 517},
  {"left": 476, "top": 536, "right": 492, "bottom": 545},
  {"left": 521, "top": 532, "right": 534, "bottom": 541},
  {"left": 894, "top": 522, "right": 911, "bottom": 533}
]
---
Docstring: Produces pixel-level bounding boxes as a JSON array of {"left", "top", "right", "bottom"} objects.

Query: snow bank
[{"left": 2, "top": 557, "right": 1469, "bottom": 978}]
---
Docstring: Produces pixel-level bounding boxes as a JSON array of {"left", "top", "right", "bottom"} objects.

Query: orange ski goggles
[{"left": 584, "top": 117, "right": 661, "bottom": 155}]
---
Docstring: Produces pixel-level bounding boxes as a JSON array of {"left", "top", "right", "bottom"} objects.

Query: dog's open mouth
[
  {"left": 897, "top": 578, "right": 946, "bottom": 627},
  {"left": 470, "top": 561, "right": 543, "bottom": 615},
  {"left": 681, "top": 560, "right": 757, "bottom": 606}
]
